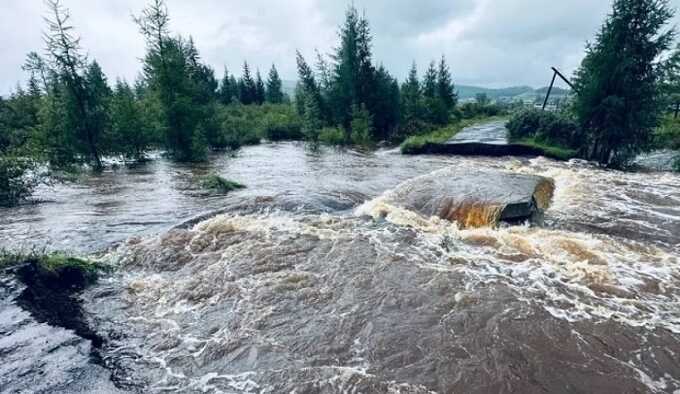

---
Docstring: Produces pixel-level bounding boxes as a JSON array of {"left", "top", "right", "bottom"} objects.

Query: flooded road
[{"left": 1, "top": 140, "right": 680, "bottom": 393}]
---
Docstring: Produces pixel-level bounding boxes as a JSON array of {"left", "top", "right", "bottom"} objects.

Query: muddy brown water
[{"left": 1, "top": 141, "right": 680, "bottom": 393}]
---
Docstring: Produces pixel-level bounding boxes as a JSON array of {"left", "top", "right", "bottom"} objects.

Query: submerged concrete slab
[{"left": 379, "top": 167, "right": 554, "bottom": 228}]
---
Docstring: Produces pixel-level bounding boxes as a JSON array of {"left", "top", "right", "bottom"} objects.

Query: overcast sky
[{"left": 1, "top": 0, "right": 679, "bottom": 95}]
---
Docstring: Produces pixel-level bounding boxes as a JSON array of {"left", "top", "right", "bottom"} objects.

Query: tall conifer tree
[
  {"left": 573, "top": 0, "right": 675, "bottom": 166},
  {"left": 265, "top": 64, "right": 284, "bottom": 104}
]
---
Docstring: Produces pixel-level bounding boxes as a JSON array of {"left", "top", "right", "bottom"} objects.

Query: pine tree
[
  {"left": 422, "top": 61, "right": 437, "bottom": 100},
  {"left": 315, "top": 50, "right": 331, "bottom": 91},
  {"left": 110, "top": 79, "right": 151, "bottom": 160},
  {"left": 84, "top": 60, "right": 111, "bottom": 154},
  {"left": 296, "top": 51, "right": 325, "bottom": 129},
  {"left": 437, "top": 55, "right": 457, "bottom": 110},
  {"left": 401, "top": 61, "right": 423, "bottom": 124},
  {"left": 43, "top": 0, "right": 105, "bottom": 169},
  {"left": 302, "top": 93, "right": 323, "bottom": 141},
  {"left": 135, "top": 0, "right": 207, "bottom": 161},
  {"left": 255, "top": 70, "right": 266, "bottom": 105},
  {"left": 356, "top": 14, "right": 375, "bottom": 109},
  {"left": 422, "top": 61, "right": 446, "bottom": 124},
  {"left": 370, "top": 65, "right": 400, "bottom": 141},
  {"left": 239, "top": 62, "right": 256, "bottom": 105},
  {"left": 330, "top": 6, "right": 361, "bottom": 128},
  {"left": 573, "top": 0, "right": 676, "bottom": 166},
  {"left": 294, "top": 81, "right": 306, "bottom": 117},
  {"left": 219, "top": 67, "right": 236, "bottom": 104},
  {"left": 265, "top": 64, "right": 284, "bottom": 104}
]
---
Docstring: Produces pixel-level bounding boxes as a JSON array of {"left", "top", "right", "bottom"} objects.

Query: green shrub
[
  {"left": 395, "top": 119, "right": 438, "bottom": 142},
  {"left": 655, "top": 116, "right": 680, "bottom": 150},
  {"left": 506, "top": 109, "right": 582, "bottom": 149},
  {"left": 350, "top": 105, "right": 375, "bottom": 148},
  {"left": 200, "top": 174, "right": 245, "bottom": 194},
  {"left": 260, "top": 112, "right": 303, "bottom": 141},
  {"left": 219, "top": 114, "right": 260, "bottom": 150},
  {"left": 318, "top": 127, "right": 346, "bottom": 146},
  {"left": 459, "top": 102, "right": 503, "bottom": 119},
  {"left": 0, "top": 155, "right": 40, "bottom": 207}
]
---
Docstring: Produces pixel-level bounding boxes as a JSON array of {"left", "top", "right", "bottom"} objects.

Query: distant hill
[
  {"left": 282, "top": 80, "right": 570, "bottom": 102},
  {"left": 457, "top": 84, "right": 570, "bottom": 100},
  {"left": 534, "top": 86, "right": 570, "bottom": 96},
  {"left": 456, "top": 85, "right": 534, "bottom": 100}
]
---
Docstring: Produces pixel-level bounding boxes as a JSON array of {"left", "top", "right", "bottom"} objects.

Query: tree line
[
  {"left": 3, "top": 0, "right": 491, "bottom": 206},
  {"left": 293, "top": 6, "right": 459, "bottom": 145}
]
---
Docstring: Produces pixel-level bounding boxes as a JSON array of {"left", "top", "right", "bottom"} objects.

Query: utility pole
[{"left": 542, "top": 67, "right": 578, "bottom": 111}]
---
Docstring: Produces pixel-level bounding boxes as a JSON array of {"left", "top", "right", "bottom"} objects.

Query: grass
[
  {"left": 514, "top": 137, "right": 579, "bottom": 161},
  {"left": 0, "top": 250, "right": 104, "bottom": 283},
  {"left": 200, "top": 174, "right": 246, "bottom": 194},
  {"left": 400, "top": 116, "right": 506, "bottom": 154}
]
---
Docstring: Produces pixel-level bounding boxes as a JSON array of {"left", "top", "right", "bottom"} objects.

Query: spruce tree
[
  {"left": 302, "top": 94, "right": 323, "bottom": 141},
  {"left": 330, "top": 6, "right": 362, "bottom": 128},
  {"left": 370, "top": 65, "right": 400, "bottom": 141},
  {"left": 110, "top": 79, "right": 151, "bottom": 160},
  {"left": 573, "top": 0, "right": 675, "bottom": 166},
  {"left": 255, "top": 70, "right": 266, "bottom": 105},
  {"left": 239, "top": 62, "right": 256, "bottom": 105},
  {"left": 422, "top": 61, "right": 445, "bottom": 124},
  {"left": 296, "top": 51, "right": 325, "bottom": 127},
  {"left": 135, "top": 0, "right": 207, "bottom": 161},
  {"left": 315, "top": 51, "right": 331, "bottom": 91},
  {"left": 401, "top": 61, "right": 423, "bottom": 124},
  {"left": 84, "top": 60, "right": 111, "bottom": 154},
  {"left": 44, "top": 0, "right": 105, "bottom": 169},
  {"left": 265, "top": 64, "right": 284, "bottom": 104},
  {"left": 422, "top": 61, "right": 437, "bottom": 100},
  {"left": 437, "top": 55, "right": 457, "bottom": 110},
  {"left": 219, "top": 67, "right": 236, "bottom": 104},
  {"left": 294, "top": 81, "right": 306, "bottom": 117},
  {"left": 356, "top": 14, "right": 375, "bottom": 111}
]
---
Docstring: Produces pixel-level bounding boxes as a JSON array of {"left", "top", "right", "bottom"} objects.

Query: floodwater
[{"left": 1, "top": 139, "right": 680, "bottom": 393}]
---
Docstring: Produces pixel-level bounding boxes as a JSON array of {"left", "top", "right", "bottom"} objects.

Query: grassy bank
[
  {"left": 0, "top": 251, "right": 104, "bottom": 286},
  {"left": 401, "top": 116, "right": 506, "bottom": 154},
  {"left": 1, "top": 251, "right": 101, "bottom": 275},
  {"left": 512, "top": 137, "right": 578, "bottom": 161}
]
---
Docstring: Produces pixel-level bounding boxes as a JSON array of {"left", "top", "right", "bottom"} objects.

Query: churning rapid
[{"left": 1, "top": 142, "right": 680, "bottom": 393}]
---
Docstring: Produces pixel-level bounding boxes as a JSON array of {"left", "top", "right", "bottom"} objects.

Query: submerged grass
[
  {"left": 514, "top": 137, "right": 579, "bottom": 161},
  {"left": 400, "top": 116, "right": 506, "bottom": 154},
  {"left": 200, "top": 174, "right": 246, "bottom": 194}
]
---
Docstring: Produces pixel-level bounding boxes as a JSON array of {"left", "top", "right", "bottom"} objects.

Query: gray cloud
[{"left": 1, "top": 0, "right": 679, "bottom": 95}]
